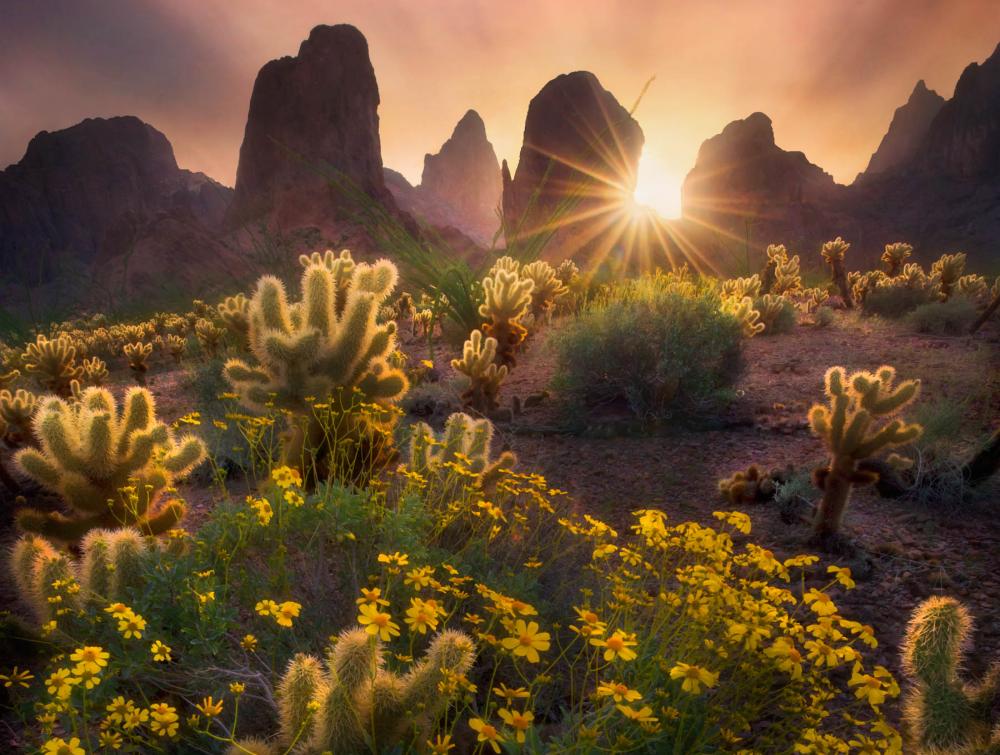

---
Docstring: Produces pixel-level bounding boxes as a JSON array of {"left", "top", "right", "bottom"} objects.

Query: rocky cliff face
[
  {"left": 680, "top": 41, "right": 1000, "bottom": 267},
  {"left": 680, "top": 112, "right": 845, "bottom": 252},
  {"left": 227, "top": 24, "right": 393, "bottom": 230},
  {"left": 859, "top": 80, "right": 944, "bottom": 180},
  {"left": 420, "top": 110, "right": 501, "bottom": 241},
  {"left": 501, "top": 71, "right": 644, "bottom": 262},
  {"left": 0, "top": 116, "right": 231, "bottom": 286},
  {"left": 918, "top": 42, "right": 1000, "bottom": 179}
]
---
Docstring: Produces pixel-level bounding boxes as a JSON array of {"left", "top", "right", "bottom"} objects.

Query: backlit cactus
[
  {"left": 479, "top": 267, "right": 534, "bottom": 367},
  {"left": 13, "top": 386, "right": 206, "bottom": 543},
  {"left": 451, "top": 329, "right": 509, "bottom": 413},
  {"left": 718, "top": 465, "right": 777, "bottom": 505},
  {"left": 408, "top": 413, "right": 516, "bottom": 496},
  {"left": 123, "top": 341, "right": 152, "bottom": 384},
  {"left": 881, "top": 242, "right": 913, "bottom": 276},
  {"left": 755, "top": 293, "right": 792, "bottom": 334},
  {"left": 266, "top": 627, "right": 476, "bottom": 754},
  {"left": 721, "top": 275, "right": 762, "bottom": 301},
  {"left": 769, "top": 248, "right": 803, "bottom": 296},
  {"left": 801, "top": 287, "right": 830, "bottom": 314},
  {"left": 195, "top": 318, "right": 225, "bottom": 358},
  {"left": 224, "top": 250, "right": 408, "bottom": 482},
  {"left": 808, "top": 365, "right": 922, "bottom": 539},
  {"left": 23, "top": 334, "right": 83, "bottom": 397},
  {"left": 81, "top": 356, "right": 109, "bottom": 386},
  {"left": 720, "top": 296, "right": 765, "bottom": 338},
  {"left": 821, "top": 237, "right": 854, "bottom": 308},
  {"left": 0, "top": 388, "right": 37, "bottom": 446},
  {"left": 9, "top": 528, "right": 151, "bottom": 621},
  {"left": 901, "top": 596, "right": 1000, "bottom": 753},
  {"left": 165, "top": 334, "right": 187, "bottom": 364},
  {"left": 930, "top": 253, "right": 966, "bottom": 301},
  {"left": 970, "top": 276, "right": 1000, "bottom": 335},
  {"left": 218, "top": 293, "right": 251, "bottom": 348},
  {"left": 521, "top": 260, "right": 568, "bottom": 323}
]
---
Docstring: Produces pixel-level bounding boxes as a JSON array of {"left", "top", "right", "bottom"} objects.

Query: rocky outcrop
[
  {"left": 420, "top": 110, "right": 501, "bottom": 241},
  {"left": 918, "top": 42, "right": 1000, "bottom": 179},
  {"left": 227, "top": 24, "right": 393, "bottom": 230},
  {"left": 0, "top": 116, "right": 231, "bottom": 286},
  {"left": 859, "top": 80, "right": 944, "bottom": 180},
  {"left": 681, "top": 112, "right": 845, "bottom": 251},
  {"left": 501, "top": 71, "right": 644, "bottom": 261}
]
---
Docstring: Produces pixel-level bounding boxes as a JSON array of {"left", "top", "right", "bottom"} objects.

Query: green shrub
[
  {"left": 551, "top": 274, "right": 743, "bottom": 421},
  {"left": 814, "top": 306, "right": 835, "bottom": 328},
  {"left": 863, "top": 284, "right": 936, "bottom": 318},
  {"left": 907, "top": 298, "right": 978, "bottom": 335}
]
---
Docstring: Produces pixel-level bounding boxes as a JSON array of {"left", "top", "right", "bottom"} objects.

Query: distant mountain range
[{"left": 2, "top": 26, "right": 998, "bottom": 318}]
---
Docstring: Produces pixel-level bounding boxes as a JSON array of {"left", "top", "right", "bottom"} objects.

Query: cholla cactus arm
[
  {"left": 720, "top": 296, "right": 765, "bottom": 338},
  {"left": 218, "top": 293, "right": 250, "bottom": 343},
  {"left": 902, "top": 597, "right": 1000, "bottom": 752},
  {"left": 487, "top": 255, "right": 521, "bottom": 278},
  {"left": 81, "top": 357, "right": 108, "bottom": 386},
  {"left": 0, "top": 369, "right": 19, "bottom": 389},
  {"left": 407, "top": 413, "right": 516, "bottom": 491},
  {"left": 12, "top": 386, "right": 205, "bottom": 543},
  {"left": 451, "top": 330, "right": 508, "bottom": 413},
  {"left": 821, "top": 237, "right": 854, "bottom": 308},
  {"left": 808, "top": 365, "right": 922, "bottom": 539},
  {"left": 277, "top": 653, "right": 326, "bottom": 746}
]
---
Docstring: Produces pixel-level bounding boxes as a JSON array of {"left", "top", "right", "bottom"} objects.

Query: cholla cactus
[
  {"left": 930, "top": 253, "right": 967, "bottom": 301},
  {"left": 808, "top": 365, "right": 922, "bottom": 539},
  {"left": 851, "top": 270, "right": 887, "bottom": 306},
  {"left": 224, "top": 250, "right": 407, "bottom": 482},
  {"left": 195, "top": 318, "right": 225, "bottom": 358},
  {"left": 756, "top": 294, "right": 792, "bottom": 334},
  {"left": 80, "top": 357, "right": 109, "bottom": 387},
  {"left": 720, "top": 296, "right": 765, "bottom": 338},
  {"left": 722, "top": 275, "right": 762, "bottom": 301},
  {"left": 165, "top": 334, "right": 187, "bottom": 364},
  {"left": 718, "top": 465, "right": 776, "bottom": 505},
  {"left": 821, "top": 237, "right": 854, "bottom": 308},
  {"left": 218, "top": 294, "right": 251, "bottom": 348},
  {"left": 123, "top": 342, "right": 152, "bottom": 384},
  {"left": 23, "top": 334, "right": 83, "bottom": 397},
  {"left": 1, "top": 388, "right": 37, "bottom": 446},
  {"left": 408, "top": 413, "right": 516, "bottom": 497},
  {"left": 0, "top": 369, "right": 19, "bottom": 389},
  {"left": 479, "top": 269, "right": 534, "bottom": 367},
  {"left": 800, "top": 287, "right": 830, "bottom": 314},
  {"left": 956, "top": 274, "right": 989, "bottom": 303},
  {"left": 760, "top": 244, "right": 787, "bottom": 293},
  {"left": 899, "top": 262, "right": 929, "bottom": 289},
  {"left": 901, "top": 596, "right": 1000, "bottom": 753},
  {"left": 9, "top": 528, "right": 152, "bottom": 621},
  {"left": 487, "top": 255, "right": 521, "bottom": 278},
  {"left": 412, "top": 309, "right": 433, "bottom": 338},
  {"left": 451, "top": 330, "right": 508, "bottom": 413},
  {"left": 771, "top": 252, "right": 803, "bottom": 296},
  {"left": 13, "top": 387, "right": 206, "bottom": 543},
  {"left": 881, "top": 242, "right": 913, "bottom": 275},
  {"left": 266, "top": 628, "right": 476, "bottom": 753},
  {"left": 521, "top": 260, "right": 568, "bottom": 324}
]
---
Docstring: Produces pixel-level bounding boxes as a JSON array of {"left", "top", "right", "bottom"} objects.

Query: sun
[{"left": 632, "top": 151, "right": 682, "bottom": 219}]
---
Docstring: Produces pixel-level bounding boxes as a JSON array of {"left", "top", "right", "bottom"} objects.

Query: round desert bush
[
  {"left": 863, "top": 284, "right": 936, "bottom": 318},
  {"left": 551, "top": 274, "right": 743, "bottom": 421},
  {"left": 907, "top": 297, "right": 978, "bottom": 335}
]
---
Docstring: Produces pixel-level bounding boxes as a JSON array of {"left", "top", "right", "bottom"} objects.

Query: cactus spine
[
  {"left": 821, "top": 237, "right": 854, "bottom": 308},
  {"left": 13, "top": 387, "right": 206, "bottom": 542},
  {"left": 451, "top": 330, "right": 508, "bottom": 413},
  {"left": 808, "top": 365, "right": 922, "bottom": 540},
  {"left": 901, "top": 597, "right": 1000, "bottom": 753},
  {"left": 224, "top": 250, "right": 407, "bottom": 484}
]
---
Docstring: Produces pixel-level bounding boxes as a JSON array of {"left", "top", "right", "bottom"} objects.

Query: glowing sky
[{"left": 2, "top": 0, "right": 999, "bottom": 217}]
